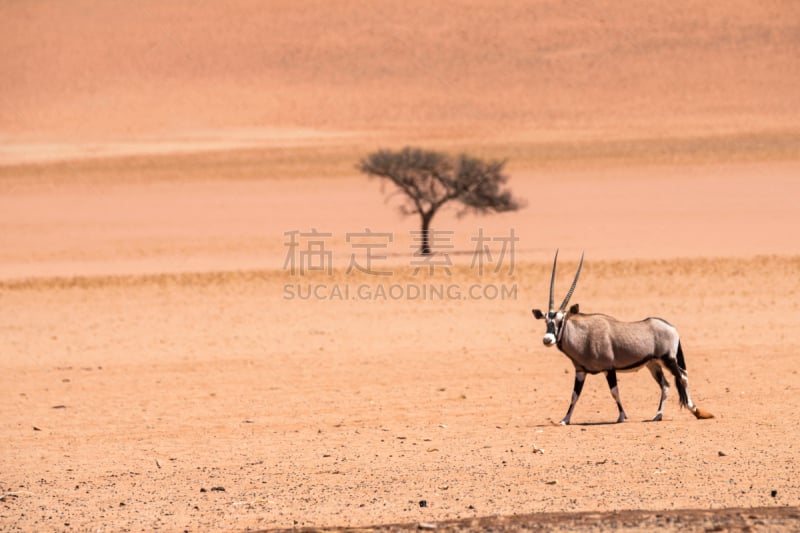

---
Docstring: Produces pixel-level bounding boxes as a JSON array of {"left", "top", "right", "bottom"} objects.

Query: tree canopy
[{"left": 358, "top": 147, "right": 523, "bottom": 254}]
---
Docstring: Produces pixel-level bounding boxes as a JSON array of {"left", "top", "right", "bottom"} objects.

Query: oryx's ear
[
  {"left": 532, "top": 309, "right": 545, "bottom": 319},
  {"left": 569, "top": 303, "right": 580, "bottom": 314}
]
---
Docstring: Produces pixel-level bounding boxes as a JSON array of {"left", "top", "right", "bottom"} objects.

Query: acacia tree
[{"left": 358, "top": 147, "right": 523, "bottom": 255}]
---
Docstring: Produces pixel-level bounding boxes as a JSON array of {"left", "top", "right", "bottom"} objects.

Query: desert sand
[{"left": 2, "top": 1, "right": 800, "bottom": 531}]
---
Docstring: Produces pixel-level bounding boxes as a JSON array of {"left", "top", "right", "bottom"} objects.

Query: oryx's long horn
[
  {"left": 559, "top": 251, "right": 584, "bottom": 311},
  {"left": 548, "top": 249, "right": 559, "bottom": 312}
]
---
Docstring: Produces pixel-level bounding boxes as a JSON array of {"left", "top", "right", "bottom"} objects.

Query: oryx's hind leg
[
  {"left": 560, "top": 371, "right": 586, "bottom": 425},
  {"left": 646, "top": 360, "right": 669, "bottom": 421},
  {"left": 605, "top": 369, "right": 627, "bottom": 423},
  {"left": 662, "top": 341, "right": 714, "bottom": 420}
]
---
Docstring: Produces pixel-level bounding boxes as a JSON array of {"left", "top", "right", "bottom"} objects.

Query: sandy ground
[
  {"left": 2, "top": 1, "right": 800, "bottom": 531},
  {"left": 2, "top": 172, "right": 799, "bottom": 531}
]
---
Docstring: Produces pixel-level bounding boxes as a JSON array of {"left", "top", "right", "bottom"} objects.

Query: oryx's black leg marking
[
  {"left": 646, "top": 360, "right": 669, "bottom": 421},
  {"left": 560, "top": 371, "right": 586, "bottom": 425},
  {"left": 605, "top": 369, "right": 627, "bottom": 423}
]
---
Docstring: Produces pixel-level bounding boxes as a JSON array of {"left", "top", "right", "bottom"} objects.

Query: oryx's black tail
[{"left": 677, "top": 340, "right": 687, "bottom": 372}]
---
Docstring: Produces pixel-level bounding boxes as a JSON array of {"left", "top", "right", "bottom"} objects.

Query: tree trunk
[{"left": 420, "top": 211, "right": 433, "bottom": 255}]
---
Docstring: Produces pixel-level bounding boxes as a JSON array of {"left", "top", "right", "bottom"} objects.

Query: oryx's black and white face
[
  {"left": 532, "top": 308, "right": 566, "bottom": 346},
  {"left": 531, "top": 250, "right": 584, "bottom": 348}
]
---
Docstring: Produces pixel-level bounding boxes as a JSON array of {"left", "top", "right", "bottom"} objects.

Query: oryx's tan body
[{"left": 558, "top": 313, "right": 678, "bottom": 374}]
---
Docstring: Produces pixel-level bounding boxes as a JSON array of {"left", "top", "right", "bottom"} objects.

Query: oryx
[{"left": 532, "top": 251, "right": 713, "bottom": 424}]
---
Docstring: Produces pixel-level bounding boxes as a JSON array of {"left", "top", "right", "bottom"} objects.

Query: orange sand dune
[{"left": 2, "top": 0, "right": 799, "bottom": 148}]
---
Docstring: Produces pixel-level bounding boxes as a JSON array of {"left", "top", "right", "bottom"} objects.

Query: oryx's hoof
[
  {"left": 651, "top": 413, "right": 663, "bottom": 422},
  {"left": 559, "top": 419, "right": 570, "bottom": 426},
  {"left": 616, "top": 413, "right": 628, "bottom": 423}
]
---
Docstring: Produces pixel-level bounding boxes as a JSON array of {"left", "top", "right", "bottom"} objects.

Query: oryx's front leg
[
  {"left": 560, "top": 371, "right": 586, "bottom": 425},
  {"left": 605, "top": 369, "right": 627, "bottom": 423}
]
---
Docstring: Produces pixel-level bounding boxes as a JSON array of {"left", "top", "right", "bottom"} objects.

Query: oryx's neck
[{"left": 556, "top": 311, "right": 579, "bottom": 350}]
